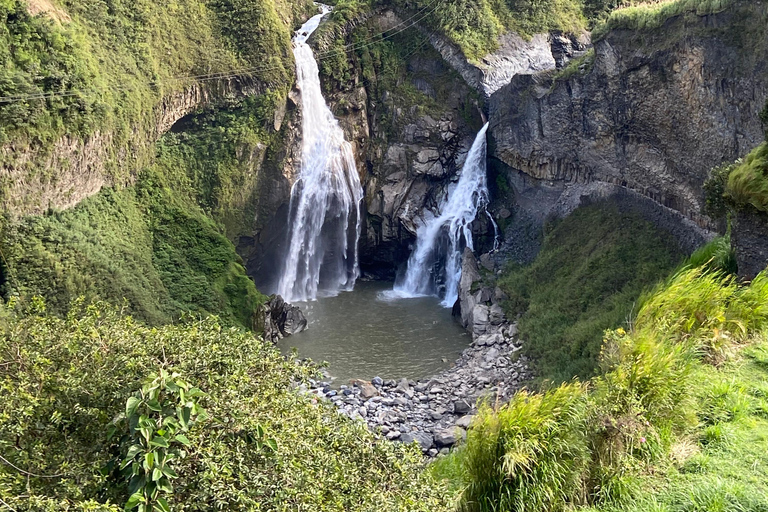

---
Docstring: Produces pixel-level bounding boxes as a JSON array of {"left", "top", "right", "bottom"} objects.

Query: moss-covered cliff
[{"left": 0, "top": 0, "right": 313, "bottom": 328}]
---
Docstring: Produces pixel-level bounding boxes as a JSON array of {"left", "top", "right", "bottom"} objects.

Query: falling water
[
  {"left": 277, "top": 7, "right": 364, "bottom": 302},
  {"left": 392, "top": 122, "right": 492, "bottom": 307}
]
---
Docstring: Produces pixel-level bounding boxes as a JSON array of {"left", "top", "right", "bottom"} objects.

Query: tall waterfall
[
  {"left": 277, "top": 7, "right": 364, "bottom": 302},
  {"left": 392, "top": 123, "right": 492, "bottom": 307}
]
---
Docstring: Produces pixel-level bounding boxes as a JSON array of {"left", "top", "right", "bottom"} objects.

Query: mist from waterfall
[
  {"left": 391, "top": 122, "right": 492, "bottom": 307},
  {"left": 277, "top": 7, "right": 363, "bottom": 302}
]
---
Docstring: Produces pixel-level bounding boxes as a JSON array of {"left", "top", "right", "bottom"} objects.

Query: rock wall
[
  {"left": 310, "top": 10, "right": 490, "bottom": 279},
  {"left": 489, "top": 1, "right": 768, "bottom": 230},
  {"left": 732, "top": 207, "right": 768, "bottom": 280},
  {"left": 1, "top": 76, "right": 269, "bottom": 216}
]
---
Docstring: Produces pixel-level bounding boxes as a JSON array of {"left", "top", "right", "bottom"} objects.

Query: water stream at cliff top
[
  {"left": 277, "top": 6, "right": 363, "bottom": 302},
  {"left": 390, "top": 122, "right": 494, "bottom": 307}
]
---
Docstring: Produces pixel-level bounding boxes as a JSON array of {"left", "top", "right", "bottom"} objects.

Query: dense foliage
[
  {"left": 0, "top": 92, "right": 291, "bottom": 328},
  {"left": 0, "top": 300, "right": 451, "bottom": 511},
  {"left": 498, "top": 202, "right": 683, "bottom": 382},
  {"left": 433, "top": 266, "right": 768, "bottom": 511}
]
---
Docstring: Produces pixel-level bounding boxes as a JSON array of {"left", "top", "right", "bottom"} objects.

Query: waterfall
[
  {"left": 277, "top": 7, "right": 364, "bottom": 302},
  {"left": 392, "top": 122, "right": 492, "bottom": 307}
]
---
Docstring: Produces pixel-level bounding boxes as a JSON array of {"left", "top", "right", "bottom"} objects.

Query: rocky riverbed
[
  {"left": 293, "top": 249, "right": 530, "bottom": 456},
  {"left": 302, "top": 318, "right": 530, "bottom": 456}
]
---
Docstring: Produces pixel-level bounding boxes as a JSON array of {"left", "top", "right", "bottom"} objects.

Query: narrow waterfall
[
  {"left": 392, "top": 122, "right": 492, "bottom": 307},
  {"left": 277, "top": 7, "right": 364, "bottom": 302}
]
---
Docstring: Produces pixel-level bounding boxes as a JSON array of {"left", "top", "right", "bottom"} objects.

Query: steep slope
[
  {"left": 489, "top": 0, "right": 768, "bottom": 229},
  {"left": 0, "top": 0, "right": 312, "bottom": 214}
]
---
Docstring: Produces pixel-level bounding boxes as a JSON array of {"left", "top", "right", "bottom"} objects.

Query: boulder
[
  {"left": 400, "top": 431, "right": 434, "bottom": 452},
  {"left": 360, "top": 383, "right": 379, "bottom": 399},
  {"left": 435, "top": 426, "right": 466, "bottom": 447},
  {"left": 257, "top": 295, "right": 307, "bottom": 342},
  {"left": 472, "top": 304, "right": 491, "bottom": 336},
  {"left": 453, "top": 399, "right": 472, "bottom": 415},
  {"left": 455, "top": 415, "right": 475, "bottom": 429}
]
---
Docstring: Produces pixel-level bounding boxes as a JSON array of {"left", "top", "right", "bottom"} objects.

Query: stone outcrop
[
  {"left": 428, "top": 30, "right": 589, "bottom": 97},
  {"left": 732, "top": 207, "right": 768, "bottom": 280},
  {"left": 258, "top": 294, "right": 308, "bottom": 342},
  {"left": 489, "top": 2, "right": 768, "bottom": 230}
]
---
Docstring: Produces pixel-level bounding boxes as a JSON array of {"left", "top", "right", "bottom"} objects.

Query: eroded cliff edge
[{"left": 488, "top": 1, "right": 768, "bottom": 230}]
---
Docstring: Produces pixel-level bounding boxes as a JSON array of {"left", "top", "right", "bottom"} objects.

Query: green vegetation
[
  {"left": 0, "top": 0, "right": 312, "bottom": 210},
  {"left": 0, "top": 300, "right": 451, "bottom": 511},
  {"left": 0, "top": 91, "right": 292, "bottom": 328},
  {"left": 591, "top": 0, "right": 734, "bottom": 40},
  {"left": 498, "top": 202, "right": 683, "bottom": 382},
  {"left": 726, "top": 142, "right": 768, "bottom": 213},
  {"left": 433, "top": 266, "right": 768, "bottom": 511},
  {"left": 389, "top": 0, "right": 586, "bottom": 61}
]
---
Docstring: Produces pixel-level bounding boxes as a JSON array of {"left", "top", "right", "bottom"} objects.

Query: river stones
[
  {"left": 400, "top": 431, "right": 434, "bottom": 452},
  {"left": 360, "top": 383, "right": 379, "bottom": 399}
]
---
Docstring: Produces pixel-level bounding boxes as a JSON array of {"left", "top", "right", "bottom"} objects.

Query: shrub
[
  {"left": 456, "top": 384, "right": 590, "bottom": 512},
  {"left": 0, "top": 300, "right": 451, "bottom": 511},
  {"left": 435, "top": 267, "right": 768, "bottom": 512}
]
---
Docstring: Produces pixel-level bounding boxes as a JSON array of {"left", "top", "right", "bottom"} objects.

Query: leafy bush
[
  {"left": 498, "top": 201, "right": 683, "bottom": 382},
  {"left": 0, "top": 301, "right": 451, "bottom": 511}
]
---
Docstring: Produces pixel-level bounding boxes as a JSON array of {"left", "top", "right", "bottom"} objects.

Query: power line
[{"left": 0, "top": 0, "right": 442, "bottom": 105}]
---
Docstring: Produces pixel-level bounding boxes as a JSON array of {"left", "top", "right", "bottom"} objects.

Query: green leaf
[
  {"left": 124, "top": 492, "right": 143, "bottom": 511},
  {"left": 144, "top": 452, "right": 154, "bottom": 471},
  {"left": 265, "top": 438, "right": 278, "bottom": 452},
  {"left": 152, "top": 467, "right": 163, "bottom": 481},
  {"left": 173, "top": 434, "right": 191, "bottom": 446},
  {"left": 146, "top": 399, "right": 162, "bottom": 412},
  {"left": 150, "top": 437, "right": 169, "bottom": 448},
  {"left": 178, "top": 406, "right": 191, "bottom": 428},
  {"left": 155, "top": 498, "right": 171, "bottom": 512},
  {"left": 125, "top": 444, "right": 143, "bottom": 461},
  {"left": 126, "top": 397, "right": 141, "bottom": 418},
  {"left": 162, "top": 466, "right": 179, "bottom": 479},
  {"left": 157, "top": 478, "right": 173, "bottom": 494},
  {"left": 256, "top": 424, "right": 264, "bottom": 439}
]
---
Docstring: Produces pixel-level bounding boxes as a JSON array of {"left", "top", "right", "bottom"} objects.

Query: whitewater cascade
[
  {"left": 392, "top": 122, "right": 493, "bottom": 307},
  {"left": 277, "top": 7, "right": 364, "bottom": 302}
]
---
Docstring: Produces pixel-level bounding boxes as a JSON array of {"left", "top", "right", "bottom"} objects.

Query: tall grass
[
  {"left": 726, "top": 142, "right": 768, "bottom": 213},
  {"left": 592, "top": 0, "right": 734, "bottom": 39},
  {"left": 434, "top": 266, "right": 768, "bottom": 511}
]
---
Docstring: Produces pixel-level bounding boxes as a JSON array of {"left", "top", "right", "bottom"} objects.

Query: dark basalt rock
[
  {"left": 258, "top": 294, "right": 307, "bottom": 342},
  {"left": 732, "top": 207, "right": 768, "bottom": 280}
]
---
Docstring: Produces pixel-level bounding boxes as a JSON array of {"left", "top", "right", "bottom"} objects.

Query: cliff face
[
  {"left": 1, "top": 77, "right": 269, "bottom": 215},
  {"left": 489, "top": 1, "right": 768, "bottom": 229},
  {"left": 300, "top": 10, "right": 493, "bottom": 279}
]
